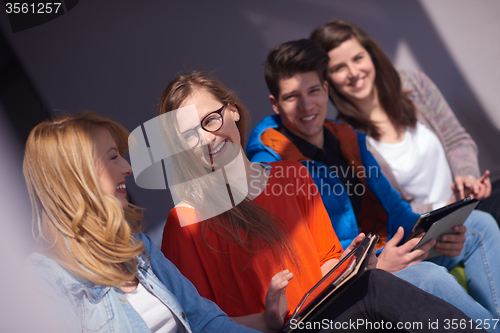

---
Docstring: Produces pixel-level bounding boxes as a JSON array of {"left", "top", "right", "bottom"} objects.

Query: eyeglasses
[{"left": 181, "top": 104, "right": 226, "bottom": 149}]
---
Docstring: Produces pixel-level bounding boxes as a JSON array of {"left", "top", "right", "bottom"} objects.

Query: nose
[
  {"left": 201, "top": 129, "right": 216, "bottom": 146},
  {"left": 347, "top": 63, "right": 360, "bottom": 78},
  {"left": 297, "top": 95, "right": 313, "bottom": 112},
  {"left": 122, "top": 158, "right": 133, "bottom": 176}
]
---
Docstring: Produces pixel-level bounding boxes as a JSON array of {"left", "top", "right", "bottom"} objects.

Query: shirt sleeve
[
  {"left": 404, "top": 70, "right": 480, "bottom": 179},
  {"left": 142, "top": 233, "right": 260, "bottom": 333},
  {"left": 297, "top": 164, "right": 344, "bottom": 264}
]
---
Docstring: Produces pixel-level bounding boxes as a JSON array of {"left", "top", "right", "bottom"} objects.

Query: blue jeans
[{"left": 395, "top": 210, "right": 500, "bottom": 332}]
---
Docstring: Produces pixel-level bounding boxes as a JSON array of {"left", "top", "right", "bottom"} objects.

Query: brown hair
[
  {"left": 311, "top": 19, "right": 417, "bottom": 139},
  {"left": 23, "top": 112, "right": 144, "bottom": 286},
  {"left": 158, "top": 71, "right": 298, "bottom": 270},
  {"left": 265, "top": 38, "right": 330, "bottom": 99}
]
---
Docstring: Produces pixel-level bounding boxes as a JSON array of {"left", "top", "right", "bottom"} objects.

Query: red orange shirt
[{"left": 162, "top": 161, "right": 343, "bottom": 318}]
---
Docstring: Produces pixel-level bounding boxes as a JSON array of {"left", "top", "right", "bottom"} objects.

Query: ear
[
  {"left": 322, "top": 80, "right": 328, "bottom": 92},
  {"left": 269, "top": 95, "right": 280, "bottom": 115},
  {"left": 228, "top": 104, "right": 240, "bottom": 122}
]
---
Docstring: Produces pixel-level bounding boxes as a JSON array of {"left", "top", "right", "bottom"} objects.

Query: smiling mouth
[
  {"left": 348, "top": 77, "right": 365, "bottom": 88},
  {"left": 300, "top": 114, "right": 317, "bottom": 122},
  {"left": 209, "top": 140, "right": 226, "bottom": 155},
  {"left": 117, "top": 183, "right": 126, "bottom": 192}
]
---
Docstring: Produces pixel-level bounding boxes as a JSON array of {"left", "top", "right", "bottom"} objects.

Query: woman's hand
[
  {"left": 340, "top": 233, "right": 366, "bottom": 260},
  {"left": 264, "top": 270, "right": 293, "bottom": 332},
  {"left": 452, "top": 170, "right": 491, "bottom": 201},
  {"left": 340, "top": 233, "right": 377, "bottom": 270}
]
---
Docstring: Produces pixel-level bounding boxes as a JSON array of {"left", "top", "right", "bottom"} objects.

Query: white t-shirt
[
  {"left": 124, "top": 282, "right": 180, "bottom": 333},
  {"left": 368, "top": 122, "right": 453, "bottom": 209}
]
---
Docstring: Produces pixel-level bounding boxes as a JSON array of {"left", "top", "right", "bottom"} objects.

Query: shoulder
[
  {"left": 246, "top": 115, "right": 282, "bottom": 160},
  {"left": 26, "top": 252, "right": 89, "bottom": 301},
  {"left": 324, "top": 118, "right": 358, "bottom": 137},
  {"left": 265, "top": 161, "right": 317, "bottom": 196},
  {"left": 268, "top": 160, "right": 310, "bottom": 179},
  {"left": 324, "top": 118, "right": 366, "bottom": 149},
  {"left": 166, "top": 206, "right": 204, "bottom": 231},
  {"left": 399, "top": 69, "right": 434, "bottom": 92},
  {"left": 28, "top": 252, "right": 72, "bottom": 280}
]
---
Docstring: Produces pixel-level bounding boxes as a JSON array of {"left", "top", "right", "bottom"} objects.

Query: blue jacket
[
  {"left": 246, "top": 115, "right": 418, "bottom": 250},
  {"left": 27, "top": 233, "right": 258, "bottom": 333}
]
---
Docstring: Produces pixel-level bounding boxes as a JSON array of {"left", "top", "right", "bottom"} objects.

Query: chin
[{"left": 119, "top": 200, "right": 129, "bottom": 210}]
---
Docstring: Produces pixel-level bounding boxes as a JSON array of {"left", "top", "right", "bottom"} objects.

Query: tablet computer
[
  {"left": 405, "top": 197, "right": 478, "bottom": 258},
  {"left": 282, "top": 234, "right": 379, "bottom": 332}
]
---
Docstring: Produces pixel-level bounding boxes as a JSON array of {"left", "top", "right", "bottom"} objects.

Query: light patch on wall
[
  {"left": 420, "top": 0, "right": 500, "bottom": 131},
  {"left": 242, "top": 9, "right": 307, "bottom": 49},
  {"left": 393, "top": 39, "right": 422, "bottom": 73}
]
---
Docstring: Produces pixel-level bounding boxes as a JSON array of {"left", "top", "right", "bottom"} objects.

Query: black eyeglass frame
[{"left": 180, "top": 104, "right": 227, "bottom": 149}]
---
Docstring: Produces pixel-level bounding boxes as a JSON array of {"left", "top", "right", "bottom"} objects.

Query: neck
[
  {"left": 352, "top": 85, "right": 381, "bottom": 119},
  {"left": 350, "top": 87, "right": 402, "bottom": 142},
  {"left": 213, "top": 148, "right": 269, "bottom": 201},
  {"left": 218, "top": 147, "right": 250, "bottom": 198}
]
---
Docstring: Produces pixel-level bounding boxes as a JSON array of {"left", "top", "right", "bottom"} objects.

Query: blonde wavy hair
[{"left": 23, "top": 112, "right": 144, "bottom": 286}]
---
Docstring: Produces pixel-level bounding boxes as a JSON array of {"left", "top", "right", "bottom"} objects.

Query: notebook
[
  {"left": 405, "top": 196, "right": 479, "bottom": 258},
  {"left": 282, "top": 234, "right": 379, "bottom": 332}
]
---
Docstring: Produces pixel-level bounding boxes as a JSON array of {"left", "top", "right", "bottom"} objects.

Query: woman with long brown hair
[
  {"left": 310, "top": 19, "right": 495, "bottom": 215},
  {"left": 158, "top": 71, "right": 482, "bottom": 332},
  {"left": 311, "top": 19, "right": 500, "bottom": 323}
]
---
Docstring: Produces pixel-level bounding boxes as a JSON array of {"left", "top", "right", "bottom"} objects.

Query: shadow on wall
[
  {"left": 241, "top": 0, "right": 499, "bottom": 176},
  {"left": 0, "top": 0, "right": 497, "bottom": 244}
]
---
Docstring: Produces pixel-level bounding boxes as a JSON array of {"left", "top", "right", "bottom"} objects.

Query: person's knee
[
  {"left": 464, "top": 210, "right": 500, "bottom": 243},
  {"left": 394, "top": 262, "right": 454, "bottom": 291},
  {"left": 465, "top": 210, "right": 498, "bottom": 232}
]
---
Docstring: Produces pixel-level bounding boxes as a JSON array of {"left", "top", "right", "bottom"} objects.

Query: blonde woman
[{"left": 24, "top": 112, "right": 259, "bottom": 333}]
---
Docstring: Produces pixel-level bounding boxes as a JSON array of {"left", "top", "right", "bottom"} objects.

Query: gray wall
[{"left": 1, "top": 0, "right": 499, "bottom": 242}]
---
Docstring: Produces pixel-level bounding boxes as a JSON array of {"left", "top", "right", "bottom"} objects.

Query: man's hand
[
  {"left": 264, "top": 270, "right": 293, "bottom": 332},
  {"left": 376, "top": 227, "right": 436, "bottom": 274},
  {"left": 434, "top": 225, "right": 466, "bottom": 257}
]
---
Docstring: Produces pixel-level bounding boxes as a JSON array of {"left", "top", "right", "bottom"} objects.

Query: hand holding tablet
[{"left": 405, "top": 197, "right": 479, "bottom": 258}]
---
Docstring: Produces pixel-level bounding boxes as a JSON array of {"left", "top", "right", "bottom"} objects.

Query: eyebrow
[
  {"left": 331, "top": 51, "right": 366, "bottom": 67},
  {"left": 106, "top": 147, "right": 118, "bottom": 154},
  {"left": 281, "top": 84, "right": 322, "bottom": 97},
  {"left": 201, "top": 104, "right": 225, "bottom": 118},
  {"left": 281, "top": 90, "right": 297, "bottom": 98}
]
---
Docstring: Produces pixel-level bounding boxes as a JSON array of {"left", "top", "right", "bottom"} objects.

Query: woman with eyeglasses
[
  {"left": 24, "top": 112, "right": 261, "bottom": 333},
  {"left": 158, "top": 71, "right": 482, "bottom": 333}
]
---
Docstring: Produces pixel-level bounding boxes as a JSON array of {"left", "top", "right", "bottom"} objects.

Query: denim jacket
[{"left": 28, "top": 233, "right": 258, "bottom": 333}]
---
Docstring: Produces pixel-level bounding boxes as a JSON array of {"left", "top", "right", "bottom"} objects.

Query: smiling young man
[{"left": 245, "top": 39, "right": 500, "bottom": 329}]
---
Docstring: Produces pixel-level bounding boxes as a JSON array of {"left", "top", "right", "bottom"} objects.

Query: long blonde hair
[
  {"left": 158, "top": 71, "right": 299, "bottom": 270},
  {"left": 23, "top": 112, "right": 144, "bottom": 286}
]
